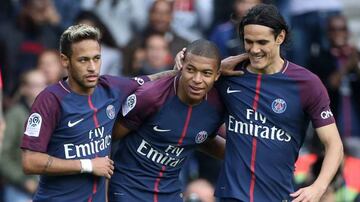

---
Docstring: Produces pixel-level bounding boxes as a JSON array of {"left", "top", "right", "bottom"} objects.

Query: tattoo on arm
[{"left": 43, "top": 155, "right": 53, "bottom": 172}]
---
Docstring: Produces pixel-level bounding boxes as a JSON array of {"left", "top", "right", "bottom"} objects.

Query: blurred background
[{"left": 0, "top": 0, "right": 359, "bottom": 202}]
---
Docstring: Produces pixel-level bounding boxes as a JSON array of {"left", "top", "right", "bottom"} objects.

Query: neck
[{"left": 67, "top": 78, "right": 94, "bottom": 95}]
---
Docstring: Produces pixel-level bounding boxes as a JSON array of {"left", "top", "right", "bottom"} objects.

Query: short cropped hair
[
  {"left": 238, "top": 4, "right": 290, "bottom": 46},
  {"left": 185, "top": 39, "right": 221, "bottom": 69},
  {"left": 59, "top": 24, "right": 101, "bottom": 57}
]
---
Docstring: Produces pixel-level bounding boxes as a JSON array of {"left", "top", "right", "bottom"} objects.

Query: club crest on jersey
[
  {"left": 122, "top": 94, "right": 136, "bottom": 116},
  {"left": 195, "top": 131, "right": 208, "bottom": 144},
  {"left": 271, "top": 98, "right": 287, "bottom": 114},
  {"left": 24, "top": 113, "right": 42, "bottom": 137},
  {"left": 106, "top": 104, "right": 116, "bottom": 119},
  {"left": 133, "top": 77, "right": 145, "bottom": 86}
]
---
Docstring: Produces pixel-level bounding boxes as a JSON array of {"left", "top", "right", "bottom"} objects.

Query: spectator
[
  {"left": 138, "top": 33, "right": 173, "bottom": 75},
  {"left": 288, "top": 0, "right": 343, "bottom": 67},
  {"left": 124, "top": 0, "right": 188, "bottom": 76},
  {"left": 37, "top": 49, "right": 65, "bottom": 84},
  {"left": 184, "top": 179, "right": 216, "bottom": 202},
  {"left": 0, "top": 69, "right": 47, "bottom": 202},
  {"left": 309, "top": 14, "right": 360, "bottom": 139},
  {"left": 0, "top": 0, "right": 60, "bottom": 97},
  {"left": 210, "top": 0, "right": 262, "bottom": 58}
]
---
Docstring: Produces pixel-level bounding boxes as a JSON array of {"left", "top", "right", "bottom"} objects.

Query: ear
[
  {"left": 276, "top": 30, "right": 286, "bottom": 45},
  {"left": 60, "top": 53, "right": 69, "bottom": 69},
  {"left": 214, "top": 69, "right": 221, "bottom": 81}
]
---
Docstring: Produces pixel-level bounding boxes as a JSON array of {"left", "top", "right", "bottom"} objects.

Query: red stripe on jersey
[
  {"left": 88, "top": 95, "right": 99, "bottom": 128},
  {"left": 178, "top": 106, "right": 193, "bottom": 145},
  {"left": 0, "top": 70, "right": 3, "bottom": 89},
  {"left": 92, "top": 177, "right": 98, "bottom": 194},
  {"left": 153, "top": 166, "right": 166, "bottom": 202},
  {"left": 153, "top": 106, "right": 192, "bottom": 201},
  {"left": 250, "top": 74, "right": 262, "bottom": 202},
  {"left": 252, "top": 74, "right": 262, "bottom": 110}
]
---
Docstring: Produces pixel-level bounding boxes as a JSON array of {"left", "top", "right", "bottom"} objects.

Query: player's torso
[
  {"left": 111, "top": 95, "right": 223, "bottom": 198},
  {"left": 48, "top": 86, "right": 120, "bottom": 159},
  {"left": 215, "top": 69, "right": 309, "bottom": 201}
]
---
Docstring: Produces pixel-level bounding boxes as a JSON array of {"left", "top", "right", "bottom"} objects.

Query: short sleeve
[
  {"left": 305, "top": 77, "right": 335, "bottom": 128},
  {"left": 102, "top": 75, "right": 150, "bottom": 97},
  {"left": 119, "top": 87, "right": 158, "bottom": 130},
  {"left": 21, "top": 90, "right": 61, "bottom": 152}
]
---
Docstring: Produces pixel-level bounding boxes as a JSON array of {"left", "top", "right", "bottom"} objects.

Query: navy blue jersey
[
  {"left": 215, "top": 61, "right": 335, "bottom": 201},
  {"left": 21, "top": 75, "right": 148, "bottom": 202},
  {"left": 109, "top": 75, "right": 224, "bottom": 202}
]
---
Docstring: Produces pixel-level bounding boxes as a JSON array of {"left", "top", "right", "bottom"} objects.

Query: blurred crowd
[{"left": 0, "top": 0, "right": 359, "bottom": 202}]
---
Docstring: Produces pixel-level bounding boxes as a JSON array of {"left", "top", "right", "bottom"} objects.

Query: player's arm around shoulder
[
  {"left": 290, "top": 123, "right": 343, "bottom": 202},
  {"left": 112, "top": 82, "right": 161, "bottom": 140}
]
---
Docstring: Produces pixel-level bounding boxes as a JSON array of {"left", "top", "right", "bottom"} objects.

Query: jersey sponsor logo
[
  {"left": 106, "top": 104, "right": 116, "bottom": 119},
  {"left": 64, "top": 127, "right": 112, "bottom": 159},
  {"left": 226, "top": 86, "right": 242, "bottom": 94},
  {"left": 137, "top": 139, "right": 185, "bottom": 167},
  {"left": 227, "top": 109, "right": 292, "bottom": 142},
  {"left": 122, "top": 94, "right": 136, "bottom": 116},
  {"left": 24, "top": 113, "right": 42, "bottom": 137},
  {"left": 153, "top": 125, "right": 171, "bottom": 132},
  {"left": 271, "top": 98, "right": 287, "bottom": 114},
  {"left": 320, "top": 109, "right": 333, "bottom": 119},
  {"left": 195, "top": 131, "right": 208, "bottom": 144},
  {"left": 67, "top": 118, "right": 84, "bottom": 127},
  {"left": 133, "top": 77, "right": 145, "bottom": 85}
]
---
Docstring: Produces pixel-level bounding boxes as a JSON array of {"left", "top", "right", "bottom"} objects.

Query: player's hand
[
  {"left": 91, "top": 156, "right": 114, "bottom": 179},
  {"left": 174, "top": 48, "right": 186, "bottom": 70},
  {"left": 290, "top": 184, "right": 326, "bottom": 202},
  {"left": 24, "top": 178, "right": 38, "bottom": 194},
  {"left": 220, "top": 54, "right": 248, "bottom": 76}
]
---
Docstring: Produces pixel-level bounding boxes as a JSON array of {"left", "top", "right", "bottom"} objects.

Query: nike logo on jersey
[
  {"left": 68, "top": 118, "right": 84, "bottom": 127},
  {"left": 226, "top": 87, "right": 241, "bottom": 94},
  {"left": 153, "top": 126, "right": 171, "bottom": 132}
]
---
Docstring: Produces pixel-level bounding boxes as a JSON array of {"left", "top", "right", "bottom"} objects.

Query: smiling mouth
[{"left": 189, "top": 86, "right": 205, "bottom": 94}]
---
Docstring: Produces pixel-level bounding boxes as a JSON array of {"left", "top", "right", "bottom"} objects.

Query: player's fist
[{"left": 91, "top": 156, "right": 114, "bottom": 179}]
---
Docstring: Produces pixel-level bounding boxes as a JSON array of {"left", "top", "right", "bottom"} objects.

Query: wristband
[{"left": 80, "top": 159, "right": 93, "bottom": 173}]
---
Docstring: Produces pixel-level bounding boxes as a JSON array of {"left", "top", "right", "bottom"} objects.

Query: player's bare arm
[
  {"left": 22, "top": 149, "right": 114, "bottom": 179},
  {"left": 112, "top": 122, "right": 131, "bottom": 140},
  {"left": 290, "top": 123, "right": 343, "bottom": 202},
  {"left": 147, "top": 70, "right": 178, "bottom": 81},
  {"left": 198, "top": 135, "right": 226, "bottom": 160}
]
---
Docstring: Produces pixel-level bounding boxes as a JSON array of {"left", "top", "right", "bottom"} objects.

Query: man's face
[
  {"left": 150, "top": 1, "right": 172, "bottom": 33},
  {"left": 61, "top": 39, "right": 101, "bottom": 94},
  {"left": 179, "top": 53, "right": 220, "bottom": 105},
  {"left": 244, "top": 24, "right": 284, "bottom": 73},
  {"left": 145, "top": 35, "right": 170, "bottom": 69},
  {"left": 328, "top": 17, "right": 348, "bottom": 48},
  {"left": 38, "top": 51, "right": 63, "bottom": 84}
]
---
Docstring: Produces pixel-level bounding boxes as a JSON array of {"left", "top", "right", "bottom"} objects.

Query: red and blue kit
[
  {"left": 21, "top": 75, "right": 147, "bottom": 202},
  {"left": 215, "top": 60, "right": 335, "bottom": 202},
  {"left": 109, "top": 75, "right": 224, "bottom": 202}
]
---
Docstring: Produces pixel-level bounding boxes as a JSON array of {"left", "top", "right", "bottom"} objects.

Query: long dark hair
[{"left": 237, "top": 4, "right": 290, "bottom": 48}]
